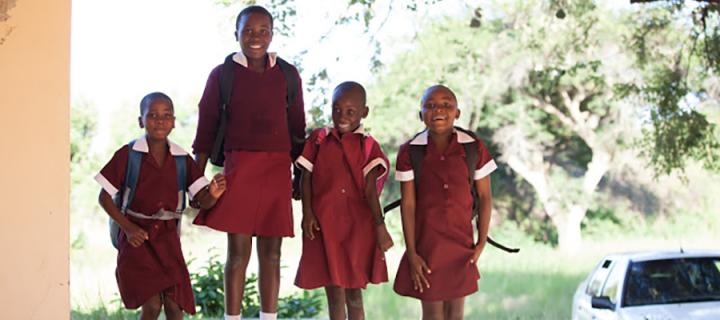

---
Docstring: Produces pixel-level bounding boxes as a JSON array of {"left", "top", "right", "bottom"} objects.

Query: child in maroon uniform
[
  {"left": 96, "top": 92, "right": 227, "bottom": 320},
  {"left": 191, "top": 5, "right": 305, "bottom": 320},
  {"left": 294, "top": 81, "right": 393, "bottom": 320},
  {"left": 393, "top": 85, "right": 496, "bottom": 319}
]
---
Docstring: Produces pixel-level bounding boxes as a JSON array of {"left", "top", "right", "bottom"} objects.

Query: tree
[{"left": 366, "top": 0, "right": 715, "bottom": 251}]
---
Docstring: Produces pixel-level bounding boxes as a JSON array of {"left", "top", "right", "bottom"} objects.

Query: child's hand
[
  {"left": 124, "top": 223, "right": 148, "bottom": 247},
  {"left": 408, "top": 253, "right": 431, "bottom": 293},
  {"left": 376, "top": 224, "right": 394, "bottom": 252},
  {"left": 469, "top": 241, "right": 486, "bottom": 265},
  {"left": 302, "top": 213, "right": 321, "bottom": 240},
  {"left": 208, "top": 174, "right": 227, "bottom": 199}
]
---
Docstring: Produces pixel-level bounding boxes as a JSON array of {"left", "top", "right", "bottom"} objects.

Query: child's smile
[
  {"left": 332, "top": 87, "right": 368, "bottom": 134},
  {"left": 421, "top": 86, "right": 460, "bottom": 134}
]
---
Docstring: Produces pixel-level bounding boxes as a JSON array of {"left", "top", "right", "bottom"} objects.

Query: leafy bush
[
  {"left": 278, "top": 289, "right": 324, "bottom": 318},
  {"left": 190, "top": 254, "right": 323, "bottom": 319}
]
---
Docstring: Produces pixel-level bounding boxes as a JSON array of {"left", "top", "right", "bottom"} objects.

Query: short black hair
[
  {"left": 421, "top": 85, "right": 457, "bottom": 106},
  {"left": 236, "top": 5, "right": 274, "bottom": 30},
  {"left": 140, "top": 92, "right": 174, "bottom": 115},
  {"left": 333, "top": 81, "right": 367, "bottom": 106}
]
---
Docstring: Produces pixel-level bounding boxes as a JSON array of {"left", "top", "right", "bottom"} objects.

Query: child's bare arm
[
  {"left": 98, "top": 190, "right": 148, "bottom": 247},
  {"left": 194, "top": 174, "right": 227, "bottom": 209},
  {"left": 400, "top": 181, "right": 431, "bottom": 292},
  {"left": 364, "top": 166, "right": 393, "bottom": 252},
  {"left": 301, "top": 168, "right": 320, "bottom": 239},
  {"left": 470, "top": 176, "right": 492, "bottom": 265},
  {"left": 194, "top": 153, "right": 209, "bottom": 174}
]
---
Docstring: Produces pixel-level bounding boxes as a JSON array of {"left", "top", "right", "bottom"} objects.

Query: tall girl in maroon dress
[
  {"left": 393, "top": 85, "right": 496, "bottom": 319},
  {"left": 294, "top": 82, "right": 394, "bottom": 320},
  {"left": 190, "top": 6, "right": 305, "bottom": 320},
  {"left": 96, "top": 92, "right": 226, "bottom": 320}
]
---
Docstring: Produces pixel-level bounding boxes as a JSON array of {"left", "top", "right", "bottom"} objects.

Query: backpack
[
  {"left": 210, "top": 53, "right": 304, "bottom": 167},
  {"left": 383, "top": 127, "right": 519, "bottom": 253},
  {"left": 109, "top": 139, "right": 187, "bottom": 249},
  {"left": 312, "top": 128, "right": 387, "bottom": 196},
  {"left": 209, "top": 53, "right": 305, "bottom": 194}
]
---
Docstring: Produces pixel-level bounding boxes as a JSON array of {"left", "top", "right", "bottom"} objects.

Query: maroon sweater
[{"left": 193, "top": 59, "right": 305, "bottom": 155}]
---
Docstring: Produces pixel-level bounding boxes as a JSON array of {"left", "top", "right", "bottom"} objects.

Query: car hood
[{"left": 620, "top": 301, "right": 720, "bottom": 320}]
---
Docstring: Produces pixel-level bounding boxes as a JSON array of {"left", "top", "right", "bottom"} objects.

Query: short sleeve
[
  {"left": 94, "top": 145, "right": 130, "bottom": 197},
  {"left": 473, "top": 139, "right": 497, "bottom": 180},
  {"left": 185, "top": 155, "right": 210, "bottom": 199},
  {"left": 362, "top": 137, "right": 389, "bottom": 180},
  {"left": 394, "top": 143, "right": 414, "bottom": 182},
  {"left": 295, "top": 128, "right": 324, "bottom": 172}
]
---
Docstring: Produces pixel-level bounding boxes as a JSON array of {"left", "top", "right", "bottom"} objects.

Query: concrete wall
[{"left": 0, "top": 0, "right": 70, "bottom": 318}]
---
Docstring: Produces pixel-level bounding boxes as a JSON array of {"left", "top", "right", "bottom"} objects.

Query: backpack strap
[
  {"left": 362, "top": 135, "right": 387, "bottom": 196},
  {"left": 174, "top": 156, "right": 187, "bottom": 212},
  {"left": 455, "top": 126, "right": 480, "bottom": 218},
  {"left": 110, "top": 139, "right": 143, "bottom": 249},
  {"left": 119, "top": 140, "right": 143, "bottom": 212},
  {"left": 209, "top": 53, "right": 235, "bottom": 167},
  {"left": 408, "top": 143, "right": 426, "bottom": 197}
]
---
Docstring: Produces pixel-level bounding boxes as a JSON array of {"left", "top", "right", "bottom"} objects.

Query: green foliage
[
  {"left": 639, "top": 67, "right": 720, "bottom": 175},
  {"left": 278, "top": 289, "right": 324, "bottom": 318},
  {"left": 70, "top": 298, "right": 138, "bottom": 320},
  {"left": 190, "top": 254, "right": 226, "bottom": 318},
  {"left": 189, "top": 254, "right": 322, "bottom": 319}
]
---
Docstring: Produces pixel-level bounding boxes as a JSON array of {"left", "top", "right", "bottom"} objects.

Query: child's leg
[
  {"left": 257, "top": 236, "right": 282, "bottom": 314},
  {"left": 140, "top": 294, "right": 162, "bottom": 320},
  {"left": 420, "top": 300, "right": 445, "bottom": 320},
  {"left": 345, "top": 288, "right": 365, "bottom": 320},
  {"left": 225, "top": 233, "right": 253, "bottom": 316},
  {"left": 324, "top": 286, "right": 346, "bottom": 320},
  {"left": 443, "top": 297, "right": 465, "bottom": 320},
  {"left": 162, "top": 292, "right": 183, "bottom": 320}
]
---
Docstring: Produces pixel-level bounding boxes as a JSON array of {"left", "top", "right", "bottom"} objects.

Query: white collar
[
  {"left": 132, "top": 135, "right": 188, "bottom": 156},
  {"left": 328, "top": 124, "right": 367, "bottom": 136},
  {"left": 409, "top": 128, "right": 475, "bottom": 145},
  {"left": 232, "top": 51, "right": 278, "bottom": 68}
]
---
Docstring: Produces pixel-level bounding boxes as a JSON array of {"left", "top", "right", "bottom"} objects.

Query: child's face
[
  {"left": 236, "top": 12, "right": 273, "bottom": 62},
  {"left": 332, "top": 88, "right": 368, "bottom": 134},
  {"left": 139, "top": 99, "right": 175, "bottom": 141},
  {"left": 420, "top": 86, "right": 460, "bottom": 134}
]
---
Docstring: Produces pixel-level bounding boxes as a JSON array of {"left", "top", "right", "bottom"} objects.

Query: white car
[{"left": 572, "top": 250, "right": 720, "bottom": 320}]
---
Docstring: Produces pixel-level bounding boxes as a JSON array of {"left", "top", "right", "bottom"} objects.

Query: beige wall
[{"left": 0, "top": 0, "right": 70, "bottom": 318}]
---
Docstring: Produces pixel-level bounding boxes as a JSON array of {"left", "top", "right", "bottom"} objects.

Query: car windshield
[{"left": 623, "top": 257, "right": 720, "bottom": 307}]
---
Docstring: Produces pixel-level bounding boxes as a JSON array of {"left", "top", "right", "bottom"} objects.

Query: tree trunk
[{"left": 550, "top": 204, "right": 586, "bottom": 252}]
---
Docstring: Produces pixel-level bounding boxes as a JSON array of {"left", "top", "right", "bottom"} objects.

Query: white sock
[
  {"left": 224, "top": 314, "right": 242, "bottom": 320},
  {"left": 259, "top": 311, "right": 277, "bottom": 320}
]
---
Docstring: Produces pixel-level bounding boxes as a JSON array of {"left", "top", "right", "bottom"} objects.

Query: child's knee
[
  {"left": 163, "top": 296, "right": 183, "bottom": 319},
  {"left": 345, "top": 289, "right": 363, "bottom": 308},
  {"left": 258, "top": 247, "right": 281, "bottom": 265},
  {"left": 141, "top": 296, "right": 163, "bottom": 318},
  {"left": 226, "top": 253, "right": 250, "bottom": 271}
]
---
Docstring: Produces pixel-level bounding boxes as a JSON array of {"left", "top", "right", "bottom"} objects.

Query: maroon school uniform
[
  {"left": 192, "top": 53, "right": 305, "bottom": 236},
  {"left": 95, "top": 137, "right": 209, "bottom": 314},
  {"left": 393, "top": 128, "right": 497, "bottom": 301},
  {"left": 294, "top": 126, "right": 389, "bottom": 289}
]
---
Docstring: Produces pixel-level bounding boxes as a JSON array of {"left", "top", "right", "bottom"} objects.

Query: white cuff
[
  {"left": 188, "top": 176, "right": 210, "bottom": 199},
  {"left": 95, "top": 173, "right": 119, "bottom": 197},
  {"left": 395, "top": 170, "right": 414, "bottom": 182},
  {"left": 474, "top": 159, "right": 497, "bottom": 180},
  {"left": 295, "top": 155, "right": 314, "bottom": 172},
  {"left": 363, "top": 157, "right": 388, "bottom": 179}
]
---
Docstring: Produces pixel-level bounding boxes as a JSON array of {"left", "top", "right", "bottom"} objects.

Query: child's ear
[
  {"left": 418, "top": 111, "right": 423, "bottom": 121},
  {"left": 456, "top": 109, "right": 461, "bottom": 119},
  {"left": 362, "top": 106, "right": 369, "bottom": 118},
  {"left": 234, "top": 30, "right": 239, "bottom": 41},
  {"left": 138, "top": 116, "right": 144, "bottom": 129}
]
